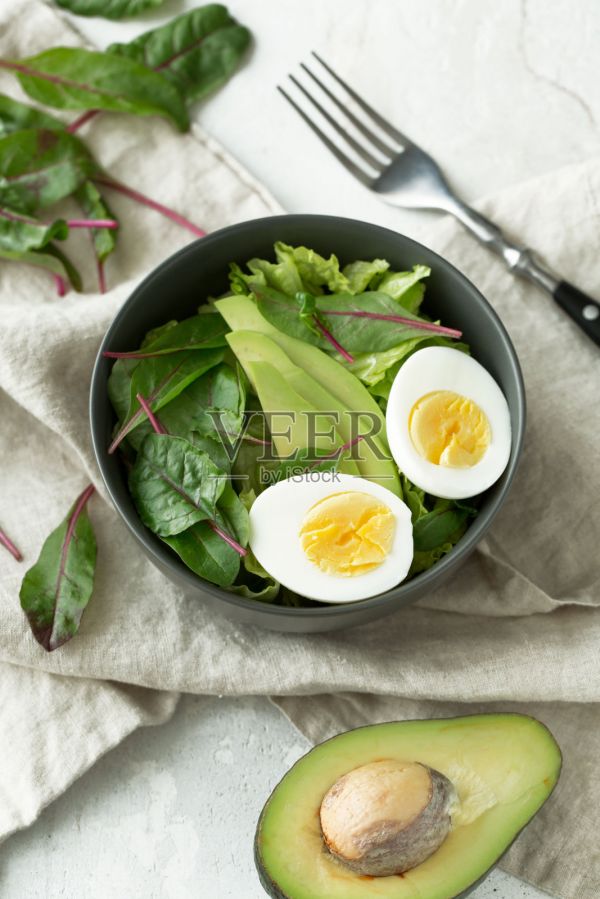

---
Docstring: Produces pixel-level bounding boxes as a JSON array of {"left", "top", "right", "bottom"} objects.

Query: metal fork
[{"left": 278, "top": 52, "right": 600, "bottom": 347}]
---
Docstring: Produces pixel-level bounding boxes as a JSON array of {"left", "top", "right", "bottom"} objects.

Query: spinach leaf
[
  {"left": 129, "top": 434, "right": 226, "bottom": 536},
  {"left": 413, "top": 504, "right": 474, "bottom": 552},
  {"left": 0, "top": 244, "right": 81, "bottom": 292},
  {"left": 56, "top": 0, "right": 164, "bottom": 19},
  {"left": 108, "top": 347, "right": 224, "bottom": 452},
  {"left": 164, "top": 483, "right": 249, "bottom": 587},
  {"left": 0, "top": 93, "right": 63, "bottom": 136},
  {"left": 188, "top": 432, "right": 232, "bottom": 473},
  {"left": 0, "top": 209, "right": 68, "bottom": 253},
  {"left": 181, "top": 362, "right": 245, "bottom": 438},
  {"left": 0, "top": 128, "right": 95, "bottom": 214},
  {"left": 109, "top": 4, "right": 251, "bottom": 105},
  {"left": 4, "top": 48, "right": 188, "bottom": 132},
  {"left": 19, "top": 484, "right": 96, "bottom": 652}
]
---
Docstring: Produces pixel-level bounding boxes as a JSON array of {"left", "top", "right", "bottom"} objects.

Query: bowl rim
[{"left": 90, "top": 213, "right": 526, "bottom": 618}]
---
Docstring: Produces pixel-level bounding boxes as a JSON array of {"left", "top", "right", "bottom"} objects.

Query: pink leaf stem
[
  {"left": 93, "top": 176, "right": 206, "bottom": 238},
  {"left": 0, "top": 527, "right": 22, "bottom": 561},
  {"left": 136, "top": 393, "right": 168, "bottom": 435}
]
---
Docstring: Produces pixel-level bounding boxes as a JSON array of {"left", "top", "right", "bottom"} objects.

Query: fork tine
[
  {"left": 288, "top": 74, "right": 385, "bottom": 173},
  {"left": 311, "top": 51, "right": 414, "bottom": 149},
  {"left": 277, "top": 85, "right": 374, "bottom": 187},
  {"left": 299, "top": 63, "right": 396, "bottom": 159}
]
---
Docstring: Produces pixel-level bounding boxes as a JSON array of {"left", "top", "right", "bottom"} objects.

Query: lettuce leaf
[
  {"left": 377, "top": 264, "right": 430, "bottom": 313},
  {"left": 229, "top": 244, "right": 428, "bottom": 300},
  {"left": 341, "top": 257, "right": 389, "bottom": 293},
  {"left": 350, "top": 337, "right": 470, "bottom": 397}
]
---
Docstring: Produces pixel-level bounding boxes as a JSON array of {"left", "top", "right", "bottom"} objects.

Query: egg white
[
  {"left": 386, "top": 346, "right": 512, "bottom": 500},
  {"left": 249, "top": 473, "right": 414, "bottom": 603}
]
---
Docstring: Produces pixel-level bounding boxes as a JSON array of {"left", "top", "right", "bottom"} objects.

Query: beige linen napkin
[
  {"left": 0, "top": 0, "right": 281, "bottom": 843},
  {"left": 1, "top": 3, "right": 600, "bottom": 897}
]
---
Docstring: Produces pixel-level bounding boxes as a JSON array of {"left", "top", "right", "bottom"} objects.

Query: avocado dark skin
[{"left": 253, "top": 714, "right": 562, "bottom": 899}]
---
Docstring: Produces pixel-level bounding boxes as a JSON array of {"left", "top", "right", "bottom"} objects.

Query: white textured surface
[{"left": 6, "top": 0, "right": 598, "bottom": 896}]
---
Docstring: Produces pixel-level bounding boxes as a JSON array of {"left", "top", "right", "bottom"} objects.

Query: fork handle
[{"left": 450, "top": 202, "right": 600, "bottom": 346}]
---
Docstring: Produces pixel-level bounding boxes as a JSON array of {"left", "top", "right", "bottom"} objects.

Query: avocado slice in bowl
[{"left": 255, "top": 714, "right": 561, "bottom": 898}]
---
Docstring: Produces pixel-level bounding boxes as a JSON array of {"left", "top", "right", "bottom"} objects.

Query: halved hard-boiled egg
[
  {"left": 386, "top": 347, "right": 511, "bottom": 500},
  {"left": 249, "top": 473, "right": 413, "bottom": 602}
]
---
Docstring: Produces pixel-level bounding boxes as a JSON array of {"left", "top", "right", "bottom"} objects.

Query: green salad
[{"left": 106, "top": 242, "right": 480, "bottom": 606}]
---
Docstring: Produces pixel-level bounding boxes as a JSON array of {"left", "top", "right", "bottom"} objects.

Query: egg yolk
[
  {"left": 299, "top": 491, "right": 395, "bottom": 577},
  {"left": 409, "top": 390, "right": 491, "bottom": 468}
]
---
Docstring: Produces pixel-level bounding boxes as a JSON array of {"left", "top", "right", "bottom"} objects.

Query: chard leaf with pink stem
[
  {"left": 109, "top": 347, "right": 224, "bottom": 453},
  {"left": 0, "top": 48, "right": 188, "bottom": 132},
  {"left": 254, "top": 285, "right": 462, "bottom": 356},
  {"left": 70, "top": 5, "right": 251, "bottom": 132},
  {"left": 56, "top": 0, "right": 164, "bottom": 20},
  {"left": 0, "top": 243, "right": 81, "bottom": 294},
  {"left": 133, "top": 393, "right": 247, "bottom": 570},
  {"left": 163, "top": 483, "right": 249, "bottom": 587},
  {"left": 103, "top": 311, "right": 228, "bottom": 360},
  {"left": 0, "top": 93, "right": 63, "bottom": 136},
  {"left": 75, "top": 181, "right": 118, "bottom": 293},
  {"left": 19, "top": 484, "right": 96, "bottom": 652},
  {"left": 0, "top": 128, "right": 95, "bottom": 215},
  {"left": 128, "top": 433, "right": 226, "bottom": 536}
]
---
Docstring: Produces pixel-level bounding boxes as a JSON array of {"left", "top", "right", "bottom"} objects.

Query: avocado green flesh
[
  {"left": 256, "top": 715, "right": 561, "bottom": 899},
  {"left": 227, "top": 330, "right": 399, "bottom": 493},
  {"left": 215, "top": 296, "right": 391, "bottom": 456}
]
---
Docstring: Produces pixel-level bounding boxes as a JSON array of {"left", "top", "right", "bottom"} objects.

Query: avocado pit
[{"left": 319, "top": 759, "right": 456, "bottom": 877}]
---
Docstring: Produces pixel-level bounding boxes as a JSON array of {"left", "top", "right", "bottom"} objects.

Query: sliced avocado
[
  {"left": 239, "top": 357, "right": 360, "bottom": 476},
  {"left": 216, "top": 296, "right": 391, "bottom": 453},
  {"left": 255, "top": 714, "right": 561, "bottom": 899},
  {"left": 227, "top": 331, "right": 400, "bottom": 495}
]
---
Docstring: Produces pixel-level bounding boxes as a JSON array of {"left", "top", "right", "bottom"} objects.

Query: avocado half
[{"left": 254, "top": 714, "right": 561, "bottom": 899}]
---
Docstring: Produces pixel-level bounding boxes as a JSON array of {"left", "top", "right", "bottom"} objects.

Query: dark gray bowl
[{"left": 90, "top": 214, "right": 525, "bottom": 633}]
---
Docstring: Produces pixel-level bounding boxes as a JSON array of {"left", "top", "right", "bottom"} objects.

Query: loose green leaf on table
[
  {"left": 109, "top": 347, "right": 225, "bottom": 452},
  {"left": 75, "top": 181, "right": 118, "bottom": 289},
  {"left": 0, "top": 244, "right": 82, "bottom": 293},
  {"left": 19, "top": 484, "right": 96, "bottom": 652},
  {"left": 129, "top": 433, "right": 226, "bottom": 536},
  {"left": 2, "top": 48, "right": 189, "bottom": 131},
  {"left": 0, "top": 209, "right": 68, "bottom": 253},
  {"left": 109, "top": 4, "right": 251, "bottom": 104},
  {"left": 0, "top": 128, "right": 95, "bottom": 214},
  {"left": 164, "top": 483, "right": 249, "bottom": 587},
  {"left": 55, "top": 0, "right": 164, "bottom": 19},
  {"left": 0, "top": 93, "right": 63, "bottom": 136}
]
